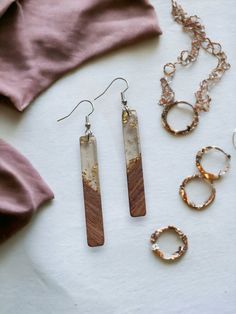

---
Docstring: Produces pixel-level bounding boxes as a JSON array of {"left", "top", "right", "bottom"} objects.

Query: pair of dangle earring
[
  {"left": 57, "top": 78, "right": 146, "bottom": 247},
  {"left": 94, "top": 77, "right": 146, "bottom": 218},
  {"left": 58, "top": 100, "right": 105, "bottom": 247}
]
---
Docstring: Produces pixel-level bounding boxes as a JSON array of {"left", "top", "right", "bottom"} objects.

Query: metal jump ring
[
  {"left": 201, "top": 37, "right": 213, "bottom": 51},
  {"left": 150, "top": 226, "right": 188, "bottom": 262},
  {"left": 233, "top": 130, "right": 236, "bottom": 149},
  {"left": 196, "top": 146, "right": 231, "bottom": 181},
  {"left": 179, "top": 174, "right": 216, "bottom": 210},
  {"left": 180, "top": 50, "right": 191, "bottom": 65},
  {"left": 161, "top": 101, "right": 199, "bottom": 136},
  {"left": 164, "top": 63, "right": 176, "bottom": 77}
]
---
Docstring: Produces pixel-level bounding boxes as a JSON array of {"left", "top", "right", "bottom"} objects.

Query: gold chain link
[{"left": 160, "top": 0, "right": 230, "bottom": 113}]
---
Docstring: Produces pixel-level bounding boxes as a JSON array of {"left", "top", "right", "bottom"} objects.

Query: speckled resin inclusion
[
  {"left": 122, "top": 109, "right": 146, "bottom": 217},
  {"left": 80, "top": 135, "right": 104, "bottom": 247}
]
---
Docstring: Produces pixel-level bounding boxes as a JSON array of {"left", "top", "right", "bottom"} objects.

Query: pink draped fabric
[
  {"left": 0, "top": 139, "right": 54, "bottom": 243},
  {"left": 0, "top": 0, "right": 161, "bottom": 243},
  {"left": 0, "top": 0, "right": 161, "bottom": 111}
]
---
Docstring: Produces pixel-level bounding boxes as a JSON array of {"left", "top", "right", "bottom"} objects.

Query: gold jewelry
[
  {"left": 179, "top": 174, "right": 216, "bottom": 210},
  {"left": 180, "top": 146, "right": 230, "bottom": 210},
  {"left": 196, "top": 146, "right": 231, "bottom": 181},
  {"left": 151, "top": 226, "right": 188, "bottom": 262},
  {"left": 159, "top": 1, "right": 230, "bottom": 136},
  {"left": 162, "top": 101, "right": 199, "bottom": 136}
]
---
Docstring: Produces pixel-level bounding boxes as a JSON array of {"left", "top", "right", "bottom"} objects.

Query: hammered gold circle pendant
[
  {"left": 151, "top": 226, "right": 188, "bottom": 262},
  {"left": 161, "top": 101, "right": 199, "bottom": 136}
]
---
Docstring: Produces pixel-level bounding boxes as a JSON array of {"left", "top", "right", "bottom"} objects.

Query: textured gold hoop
[
  {"left": 150, "top": 226, "right": 188, "bottom": 262},
  {"left": 179, "top": 174, "right": 216, "bottom": 210},
  {"left": 196, "top": 146, "right": 231, "bottom": 181},
  {"left": 161, "top": 101, "right": 199, "bottom": 135}
]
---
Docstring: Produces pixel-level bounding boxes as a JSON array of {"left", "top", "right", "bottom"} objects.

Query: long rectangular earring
[
  {"left": 94, "top": 78, "right": 146, "bottom": 217},
  {"left": 122, "top": 104, "right": 146, "bottom": 217},
  {"left": 58, "top": 100, "right": 105, "bottom": 247}
]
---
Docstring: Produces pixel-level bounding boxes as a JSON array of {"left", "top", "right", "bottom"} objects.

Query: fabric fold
[
  {"left": 0, "top": 0, "right": 15, "bottom": 18},
  {"left": 0, "top": 0, "right": 162, "bottom": 111},
  {"left": 0, "top": 139, "right": 54, "bottom": 244}
]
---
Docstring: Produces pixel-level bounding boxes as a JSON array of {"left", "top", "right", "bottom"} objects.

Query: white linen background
[{"left": 0, "top": 0, "right": 235, "bottom": 313}]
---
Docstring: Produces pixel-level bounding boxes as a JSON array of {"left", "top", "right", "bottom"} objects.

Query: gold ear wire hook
[{"left": 94, "top": 77, "right": 129, "bottom": 106}]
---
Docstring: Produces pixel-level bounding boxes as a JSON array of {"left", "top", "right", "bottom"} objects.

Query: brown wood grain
[
  {"left": 126, "top": 157, "right": 146, "bottom": 217},
  {"left": 82, "top": 178, "right": 104, "bottom": 247}
]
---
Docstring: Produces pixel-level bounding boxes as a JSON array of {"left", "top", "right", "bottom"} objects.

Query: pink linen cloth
[
  {"left": 0, "top": 0, "right": 162, "bottom": 111},
  {"left": 0, "top": 139, "right": 54, "bottom": 244}
]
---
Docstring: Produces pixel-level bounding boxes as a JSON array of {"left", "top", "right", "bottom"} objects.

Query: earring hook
[
  {"left": 94, "top": 77, "right": 129, "bottom": 105},
  {"left": 57, "top": 99, "right": 94, "bottom": 122},
  {"left": 57, "top": 99, "right": 94, "bottom": 139}
]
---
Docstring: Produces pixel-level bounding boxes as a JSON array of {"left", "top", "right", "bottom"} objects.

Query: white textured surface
[{"left": 0, "top": 1, "right": 236, "bottom": 313}]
